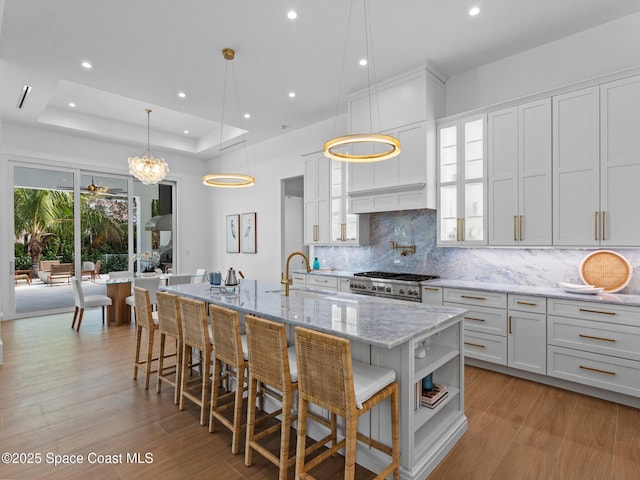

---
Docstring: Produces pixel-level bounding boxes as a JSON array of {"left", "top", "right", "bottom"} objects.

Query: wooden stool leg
[
  {"left": 200, "top": 351, "right": 211, "bottom": 426},
  {"left": 174, "top": 339, "right": 182, "bottom": 405},
  {"left": 295, "top": 398, "right": 308, "bottom": 479},
  {"left": 279, "top": 389, "right": 293, "bottom": 480},
  {"left": 157, "top": 333, "right": 166, "bottom": 393},
  {"left": 391, "top": 387, "right": 400, "bottom": 480},
  {"left": 344, "top": 417, "right": 358, "bottom": 480},
  {"left": 133, "top": 325, "right": 142, "bottom": 379},
  {"left": 244, "top": 376, "right": 258, "bottom": 467},
  {"left": 144, "top": 327, "right": 154, "bottom": 390},
  {"left": 231, "top": 366, "right": 245, "bottom": 454},
  {"left": 179, "top": 345, "right": 191, "bottom": 411},
  {"left": 209, "top": 359, "right": 222, "bottom": 432},
  {"left": 71, "top": 306, "right": 79, "bottom": 329}
]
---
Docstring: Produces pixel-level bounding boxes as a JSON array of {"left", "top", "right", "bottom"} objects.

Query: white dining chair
[
  {"left": 70, "top": 277, "right": 112, "bottom": 331},
  {"left": 125, "top": 276, "right": 162, "bottom": 313},
  {"left": 108, "top": 270, "right": 132, "bottom": 280},
  {"left": 194, "top": 268, "right": 207, "bottom": 282}
]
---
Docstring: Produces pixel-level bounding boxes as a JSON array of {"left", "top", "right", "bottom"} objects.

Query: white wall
[
  {"left": 208, "top": 115, "right": 346, "bottom": 282},
  {"left": 445, "top": 12, "right": 640, "bottom": 115}
]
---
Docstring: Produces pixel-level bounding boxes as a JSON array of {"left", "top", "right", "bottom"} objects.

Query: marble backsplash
[{"left": 314, "top": 209, "right": 640, "bottom": 295}]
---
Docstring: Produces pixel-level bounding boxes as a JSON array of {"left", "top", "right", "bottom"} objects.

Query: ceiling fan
[{"left": 86, "top": 176, "right": 108, "bottom": 194}]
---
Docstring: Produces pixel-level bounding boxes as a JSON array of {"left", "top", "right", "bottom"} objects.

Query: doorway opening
[{"left": 281, "top": 176, "right": 307, "bottom": 273}]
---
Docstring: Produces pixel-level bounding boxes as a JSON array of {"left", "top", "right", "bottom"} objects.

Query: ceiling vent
[{"left": 16, "top": 84, "right": 32, "bottom": 109}]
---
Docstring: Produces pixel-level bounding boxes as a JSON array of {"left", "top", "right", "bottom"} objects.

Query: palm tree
[{"left": 14, "top": 188, "right": 126, "bottom": 275}]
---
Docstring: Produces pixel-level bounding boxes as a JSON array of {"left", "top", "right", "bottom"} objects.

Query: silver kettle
[{"left": 225, "top": 267, "right": 238, "bottom": 286}]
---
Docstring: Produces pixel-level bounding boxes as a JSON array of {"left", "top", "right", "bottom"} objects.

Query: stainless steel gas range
[{"left": 349, "top": 271, "right": 439, "bottom": 302}]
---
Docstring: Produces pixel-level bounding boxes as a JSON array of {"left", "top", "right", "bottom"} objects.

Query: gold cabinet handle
[
  {"left": 464, "top": 341, "right": 486, "bottom": 349},
  {"left": 461, "top": 218, "right": 465, "bottom": 241},
  {"left": 464, "top": 316, "right": 486, "bottom": 322},
  {"left": 341, "top": 223, "right": 346, "bottom": 241},
  {"left": 516, "top": 301, "right": 537, "bottom": 306},
  {"left": 594, "top": 211, "right": 599, "bottom": 241},
  {"left": 313, "top": 224, "right": 319, "bottom": 242},
  {"left": 423, "top": 287, "right": 440, "bottom": 292},
  {"left": 456, "top": 218, "right": 461, "bottom": 241},
  {"left": 579, "top": 334, "right": 616, "bottom": 343},
  {"left": 602, "top": 211, "right": 606, "bottom": 241},
  {"left": 519, "top": 215, "right": 523, "bottom": 241},
  {"left": 579, "top": 365, "right": 616, "bottom": 376},
  {"left": 513, "top": 216, "right": 517, "bottom": 241},
  {"left": 461, "top": 295, "right": 486, "bottom": 301},
  {"left": 579, "top": 308, "right": 616, "bottom": 316},
  {"left": 508, "top": 315, "right": 513, "bottom": 334}
]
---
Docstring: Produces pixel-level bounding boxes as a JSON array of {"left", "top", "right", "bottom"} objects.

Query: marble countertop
[
  {"left": 161, "top": 280, "right": 467, "bottom": 349},
  {"left": 424, "top": 279, "right": 640, "bottom": 307},
  {"left": 292, "top": 269, "right": 355, "bottom": 278}
]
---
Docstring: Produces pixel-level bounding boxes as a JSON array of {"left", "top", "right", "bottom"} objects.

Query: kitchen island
[{"left": 162, "top": 280, "right": 468, "bottom": 480}]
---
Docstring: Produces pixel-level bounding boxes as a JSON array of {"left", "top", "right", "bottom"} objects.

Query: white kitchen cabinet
[
  {"left": 331, "top": 160, "right": 369, "bottom": 245},
  {"left": 488, "top": 99, "right": 552, "bottom": 246},
  {"left": 304, "top": 154, "right": 330, "bottom": 245},
  {"left": 599, "top": 75, "right": 640, "bottom": 246},
  {"left": 306, "top": 273, "right": 338, "bottom": 291},
  {"left": 421, "top": 286, "right": 443, "bottom": 306},
  {"left": 291, "top": 273, "right": 307, "bottom": 287},
  {"left": 507, "top": 295, "right": 546, "bottom": 375},
  {"left": 437, "top": 116, "right": 487, "bottom": 245},
  {"left": 337, "top": 277, "right": 352, "bottom": 293},
  {"left": 553, "top": 80, "right": 640, "bottom": 247},
  {"left": 547, "top": 298, "right": 640, "bottom": 397}
]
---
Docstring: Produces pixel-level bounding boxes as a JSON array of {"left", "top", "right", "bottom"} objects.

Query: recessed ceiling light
[
  {"left": 287, "top": 10, "right": 297, "bottom": 20},
  {"left": 178, "top": 91, "right": 186, "bottom": 98},
  {"left": 288, "top": 91, "right": 296, "bottom": 98},
  {"left": 244, "top": 113, "right": 251, "bottom": 119},
  {"left": 81, "top": 61, "right": 92, "bottom": 69},
  {"left": 68, "top": 102, "right": 76, "bottom": 108},
  {"left": 359, "top": 58, "right": 368, "bottom": 66},
  {"left": 183, "top": 130, "right": 189, "bottom": 134},
  {"left": 469, "top": 6, "right": 480, "bottom": 16}
]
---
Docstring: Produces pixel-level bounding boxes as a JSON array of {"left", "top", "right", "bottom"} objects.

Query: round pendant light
[{"left": 128, "top": 109, "right": 169, "bottom": 185}]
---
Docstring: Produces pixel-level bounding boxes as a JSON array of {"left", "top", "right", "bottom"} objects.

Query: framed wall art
[
  {"left": 226, "top": 214, "right": 240, "bottom": 253},
  {"left": 241, "top": 212, "right": 257, "bottom": 253}
]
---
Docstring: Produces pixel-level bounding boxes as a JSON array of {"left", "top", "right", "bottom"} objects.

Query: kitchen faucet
[{"left": 281, "top": 251, "right": 311, "bottom": 296}]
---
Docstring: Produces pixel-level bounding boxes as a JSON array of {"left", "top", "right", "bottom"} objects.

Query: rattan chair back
[
  {"left": 294, "top": 326, "right": 354, "bottom": 417},
  {"left": 209, "top": 303, "right": 243, "bottom": 367},
  {"left": 245, "top": 314, "right": 291, "bottom": 391},
  {"left": 156, "top": 291, "right": 182, "bottom": 339},
  {"left": 133, "top": 287, "right": 154, "bottom": 329},
  {"left": 178, "top": 296, "right": 210, "bottom": 350}
]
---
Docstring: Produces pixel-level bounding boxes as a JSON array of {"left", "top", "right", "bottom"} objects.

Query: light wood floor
[{"left": 1, "top": 311, "right": 639, "bottom": 479}]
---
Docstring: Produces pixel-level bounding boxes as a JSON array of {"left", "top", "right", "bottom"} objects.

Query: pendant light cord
[{"left": 331, "top": 0, "right": 355, "bottom": 139}]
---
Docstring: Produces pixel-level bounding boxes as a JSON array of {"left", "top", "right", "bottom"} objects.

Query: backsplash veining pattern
[{"left": 314, "top": 209, "right": 640, "bottom": 295}]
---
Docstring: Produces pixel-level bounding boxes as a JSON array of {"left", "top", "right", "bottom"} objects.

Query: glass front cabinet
[{"left": 437, "top": 115, "right": 487, "bottom": 245}]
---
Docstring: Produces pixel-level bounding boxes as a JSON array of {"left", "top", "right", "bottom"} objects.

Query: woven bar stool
[
  {"left": 244, "top": 314, "right": 299, "bottom": 479},
  {"left": 294, "top": 326, "right": 400, "bottom": 480},
  {"left": 132, "top": 287, "right": 159, "bottom": 390},
  {"left": 208, "top": 303, "right": 248, "bottom": 454},
  {"left": 155, "top": 291, "right": 183, "bottom": 404},
  {"left": 178, "top": 296, "right": 213, "bottom": 426}
]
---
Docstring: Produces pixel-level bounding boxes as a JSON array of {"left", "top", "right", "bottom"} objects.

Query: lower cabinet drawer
[
  {"left": 548, "top": 345, "right": 640, "bottom": 398},
  {"left": 464, "top": 331, "right": 507, "bottom": 366},
  {"left": 445, "top": 302, "right": 507, "bottom": 336},
  {"left": 548, "top": 315, "right": 640, "bottom": 362},
  {"left": 306, "top": 274, "right": 338, "bottom": 290}
]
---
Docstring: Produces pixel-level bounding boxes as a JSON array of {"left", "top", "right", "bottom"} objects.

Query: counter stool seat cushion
[{"left": 352, "top": 361, "right": 396, "bottom": 409}]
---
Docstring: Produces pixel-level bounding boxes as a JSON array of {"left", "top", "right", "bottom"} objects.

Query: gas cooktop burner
[{"left": 353, "top": 271, "right": 439, "bottom": 282}]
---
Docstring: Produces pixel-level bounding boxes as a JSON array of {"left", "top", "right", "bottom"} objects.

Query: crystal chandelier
[
  {"left": 128, "top": 108, "right": 169, "bottom": 185},
  {"left": 203, "top": 48, "right": 255, "bottom": 188},
  {"left": 323, "top": 0, "right": 400, "bottom": 163}
]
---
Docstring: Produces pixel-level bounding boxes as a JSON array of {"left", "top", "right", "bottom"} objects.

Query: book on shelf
[
  {"left": 421, "top": 383, "right": 447, "bottom": 405},
  {"left": 421, "top": 391, "right": 448, "bottom": 409}
]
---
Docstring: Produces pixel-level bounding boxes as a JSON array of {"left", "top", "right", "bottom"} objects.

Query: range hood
[{"left": 145, "top": 214, "right": 172, "bottom": 231}]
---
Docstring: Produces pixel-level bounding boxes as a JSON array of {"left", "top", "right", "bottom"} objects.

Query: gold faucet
[{"left": 281, "top": 251, "right": 311, "bottom": 296}]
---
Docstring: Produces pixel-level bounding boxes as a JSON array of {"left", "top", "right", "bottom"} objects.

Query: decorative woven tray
[{"left": 579, "top": 250, "right": 632, "bottom": 293}]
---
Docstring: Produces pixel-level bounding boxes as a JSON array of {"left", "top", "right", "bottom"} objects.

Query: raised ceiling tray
[{"left": 579, "top": 250, "right": 632, "bottom": 293}]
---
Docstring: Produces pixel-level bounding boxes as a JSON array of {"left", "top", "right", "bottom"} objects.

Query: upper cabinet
[
  {"left": 488, "top": 99, "right": 552, "bottom": 246},
  {"left": 304, "top": 153, "right": 369, "bottom": 246},
  {"left": 599, "top": 76, "right": 640, "bottom": 246},
  {"left": 553, "top": 78, "right": 640, "bottom": 247},
  {"left": 346, "top": 68, "right": 445, "bottom": 213},
  {"left": 437, "top": 115, "right": 487, "bottom": 245}
]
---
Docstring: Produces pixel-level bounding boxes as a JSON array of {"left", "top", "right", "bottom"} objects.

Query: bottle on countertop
[{"left": 312, "top": 257, "right": 320, "bottom": 270}]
